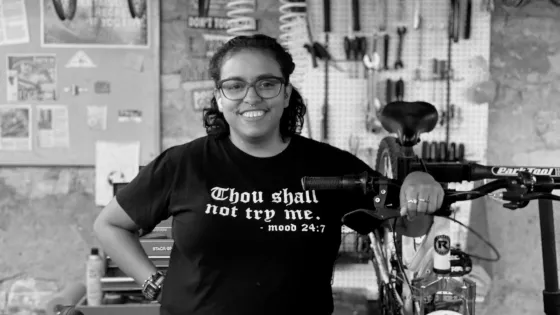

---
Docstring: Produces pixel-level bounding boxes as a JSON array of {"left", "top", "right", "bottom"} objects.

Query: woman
[{"left": 93, "top": 34, "right": 443, "bottom": 315}]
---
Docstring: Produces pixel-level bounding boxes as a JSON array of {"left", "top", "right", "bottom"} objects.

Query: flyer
[
  {"left": 41, "top": 0, "right": 149, "bottom": 48},
  {"left": 0, "top": 0, "right": 30, "bottom": 46},
  {"left": 37, "top": 105, "right": 70, "bottom": 148},
  {"left": 7, "top": 54, "right": 57, "bottom": 101},
  {"left": 0, "top": 105, "right": 31, "bottom": 151}
]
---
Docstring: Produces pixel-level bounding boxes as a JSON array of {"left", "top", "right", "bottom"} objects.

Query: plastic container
[{"left": 86, "top": 247, "right": 104, "bottom": 306}]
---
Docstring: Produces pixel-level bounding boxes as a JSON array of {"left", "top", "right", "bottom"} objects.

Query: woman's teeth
[{"left": 242, "top": 110, "right": 265, "bottom": 118}]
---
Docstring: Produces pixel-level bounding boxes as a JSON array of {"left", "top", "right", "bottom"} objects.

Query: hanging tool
[
  {"left": 321, "top": 0, "right": 331, "bottom": 142},
  {"left": 431, "top": 58, "right": 439, "bottom": 104},
  {"left": 464, "top": 0, "right": 472, "bottom": 40},
  {"left": 363, "top": 35, "right": 382, "bottom": 133},
  {"left": 343, "top": 0, "right": 365, "bottom": 78},
  {"left": 378, "top": 0, "right": 388, "bottom": 32},
  {"left": 385, "top": 79, "right": 394, "bottom": 104},
  {"left": 413, "top": 0, "right": 423, "bottom": 80},
  {"left": 395, "top": 78, "right": 405, "bottom": 101},
  {"left": 344, "top": 37, "right": 367, "bottom": 78},
  {"left": 382, "top": 34, "right": 390, "bottom": 71},
  {"left": 394, "top": 26, "right": 407, "bottom": 69},
  {"left": 449, "top": 0, "right": 460, "bottom": 43}
]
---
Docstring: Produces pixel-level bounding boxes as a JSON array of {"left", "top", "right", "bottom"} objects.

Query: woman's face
[{"left": 215, "top": 49, "right": 292, "bottom": 141}]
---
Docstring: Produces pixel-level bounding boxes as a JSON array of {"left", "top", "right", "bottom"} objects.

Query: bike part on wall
[
  {"left": 52, "top": 0, "right": 77, "bottom": 21},
  {"left": 226, "top": 0, "right": 258, "bottom": 37},
  {"left": 278, "top": 0, "right": 309, "bottom": 92}
]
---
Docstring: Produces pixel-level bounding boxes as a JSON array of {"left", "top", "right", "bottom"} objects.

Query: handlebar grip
[
  {"left": 301, "top": 176, "right": 344, "bottom": 190},
  {"left": 301, "top": 172, "right": 369, "bottom": 194}
]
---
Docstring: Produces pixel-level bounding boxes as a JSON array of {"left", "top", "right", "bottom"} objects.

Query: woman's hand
[{"left": 399, "top": 171, "right": 444, "bottom": 221}]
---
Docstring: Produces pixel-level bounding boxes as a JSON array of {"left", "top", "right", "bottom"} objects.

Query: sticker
[
  {"left": 94, "top": 81, "right": 111, "bottom": 94},
  {"left": 118, "top": 109, "right": 142, "bottom": 123},
  {"left": 434, "top": 235, "right": 450, "bottom": 255},
  {"left": 490, "top": 166, "right": 560, "bottom": 177},
  {"left": 187, "top": 15, "right": 229, "bottom": 30},
  {"left": 66, "top": 50, "right": 96, "bottom": 68},
  {"left": 192, "top": 87, "right": 214, "bottom": 111}
]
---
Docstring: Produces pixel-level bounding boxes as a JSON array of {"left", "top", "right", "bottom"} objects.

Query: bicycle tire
[
  {"left": 128, "top": 0, "right": 147, "bottom": 19},
  {"left": 51, "top": 0, "right": 77, "bottom": 21}
]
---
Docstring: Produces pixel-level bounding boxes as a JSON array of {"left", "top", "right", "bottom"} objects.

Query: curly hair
[{"left": 202, "top": 34, "right": 306, "bottom": 139}]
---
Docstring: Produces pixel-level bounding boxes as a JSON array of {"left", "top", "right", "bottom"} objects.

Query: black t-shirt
[{"left": 116, "top": 135, "right": 381, "bottom": 315}]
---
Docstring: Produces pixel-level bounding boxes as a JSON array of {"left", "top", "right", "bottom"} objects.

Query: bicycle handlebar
[
  {"left": 301, "top": 168, "right": 560, "bottom": 220},
  {"left": 407, "top": 162, "right": 560, "bottom": 183}
]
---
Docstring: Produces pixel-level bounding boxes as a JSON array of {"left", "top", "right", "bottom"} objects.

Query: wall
[
  {"left": 2, "top": 0, "right": 559, "bottom": 314},
  {"left": 481, "top": 0, "right": 560, "bottom": 314}
]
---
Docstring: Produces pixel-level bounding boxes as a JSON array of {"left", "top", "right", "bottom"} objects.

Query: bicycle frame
[{"left": 394, "top": 157, "right": 560, "bottom": 315}]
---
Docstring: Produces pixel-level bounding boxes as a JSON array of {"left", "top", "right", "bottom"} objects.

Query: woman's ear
[
  {"left": 284, "top": 84, "right": 293, "bottom": 108},
  {"left": 213, "top": 90, "right": 223, "bottom": 111}
]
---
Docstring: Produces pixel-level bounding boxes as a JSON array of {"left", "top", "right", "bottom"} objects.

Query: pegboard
[{"left": 292, "top": 0, "right": 492, "bottom": 297}]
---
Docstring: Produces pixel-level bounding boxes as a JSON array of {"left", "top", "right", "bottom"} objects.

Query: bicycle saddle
[{"left": 379, "top": 101, "right": 439, "bottom": 146}]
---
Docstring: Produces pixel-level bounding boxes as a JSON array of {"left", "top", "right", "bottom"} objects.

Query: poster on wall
[
  {"left": 0, "top": 0, "right": 30, "bottom": 46},
  {"left": 0, "top": 105, "right": 32, "bottom": 151},
  {"left": 6, "top": 54, "right": 57, "bottom": 102},
  {"left": 40, "top": 0, "right": 149, "bottom": 48},
  {"left": 37, "top": 105, "right": 70, "bottom": 148}
]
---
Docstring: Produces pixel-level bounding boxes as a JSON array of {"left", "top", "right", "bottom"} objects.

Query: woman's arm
[{"left": 93, "top": 198, "right": 157, "bottom": 285}]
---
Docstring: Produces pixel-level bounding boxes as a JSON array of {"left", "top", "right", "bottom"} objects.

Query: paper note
[
  {"left": 87, "top": 105, "right": 107, "bottom": 130},
  {"left": 0, "top": 0, "right": 30, "bottom": 46},
  {"left": 95, "top": 141, "right": 140, "bottom": 206},
  {"left": 37, "top": 105, "right": 70, "bottom": 148},
  {"left": 0, "top": 104, "right": 31, "bottom": 151}
]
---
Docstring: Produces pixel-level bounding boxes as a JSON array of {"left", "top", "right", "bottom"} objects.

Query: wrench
[
  {"left": 394, "top": 27, "right": 407, "bottom": 70},
  {"left": 382, "top": 34, "right": 390, "bottom": 71}
]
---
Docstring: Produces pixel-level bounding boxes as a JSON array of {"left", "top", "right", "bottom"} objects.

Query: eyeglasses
[{"left": 218, "top": 76, "right": 285, "bottom": 101}]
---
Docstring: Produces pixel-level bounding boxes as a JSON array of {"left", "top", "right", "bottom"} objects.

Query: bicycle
[{"left": 301, "top": 101, "right": 560, "bottom": 315}]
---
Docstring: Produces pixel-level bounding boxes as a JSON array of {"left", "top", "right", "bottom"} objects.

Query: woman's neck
[{"left": 229, "top": 131, "right": 290, "bottom": 158}]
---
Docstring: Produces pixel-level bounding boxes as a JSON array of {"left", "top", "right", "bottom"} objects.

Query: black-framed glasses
[{"left": 218, "top": 76, "right": 285, "bottom": 101}]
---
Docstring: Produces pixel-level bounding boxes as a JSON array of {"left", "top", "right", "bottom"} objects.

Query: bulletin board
[{"left": 0, "top": 0, "right": 160, "bottom": 166}]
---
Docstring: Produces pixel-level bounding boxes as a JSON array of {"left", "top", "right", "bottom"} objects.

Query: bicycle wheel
[
  {"left": 128, "top": 0, "right": 147, "bottom": 19},
  {"left": 51, "top": 0, "right": 77, "bottom": 21}
]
